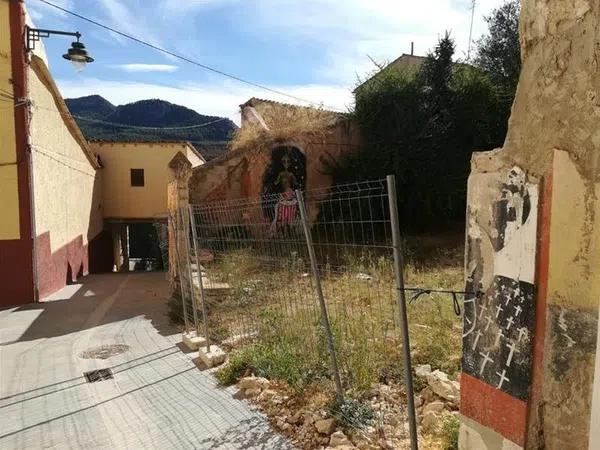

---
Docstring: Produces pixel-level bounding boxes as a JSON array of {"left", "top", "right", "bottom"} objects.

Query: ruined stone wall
[
  {"left": 503, "top": 0, "right": 599, "bottom": 181},
  {"left": 460, "top": 1, "right": 600, "bottom": 449}
]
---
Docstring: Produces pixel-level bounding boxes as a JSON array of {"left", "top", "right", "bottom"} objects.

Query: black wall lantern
[{"left": 25, "top": 26, "right": 94, "bottom": 71}]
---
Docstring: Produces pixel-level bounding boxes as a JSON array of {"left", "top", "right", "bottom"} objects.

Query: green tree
[
  {"left": 326, "top": 33, "right": 510, "bottom": 232},
  {"left": 474, "top": 0, "right": 521, "bottom": 96},
  {"left": 420, "top": 31, "right": 455, "bottom": 120}
]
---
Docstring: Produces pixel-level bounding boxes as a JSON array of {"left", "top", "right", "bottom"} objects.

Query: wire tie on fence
[
  {"left": 451, "top": 292, "right": 461, "bottom": 316},
  {"left": 409, "top": 289, "right": 431, "bottom": 304},
  {"left": 403, "top": 288, "right": 484, "bottom": 316}
]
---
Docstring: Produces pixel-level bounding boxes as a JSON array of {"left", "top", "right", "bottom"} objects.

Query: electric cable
[{"left": 37, "top": 0, "right": 343, "bottom": 112}]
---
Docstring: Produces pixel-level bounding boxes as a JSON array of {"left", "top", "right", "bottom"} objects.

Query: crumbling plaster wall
[
  {"left": 461, "top": 1, "right": 600, "bottom": 449},
  {"left": 507, "top": 1, "right": 600, "bottom": 448},
  {"left": 502, "top": 0, "right": 599, "bottom": 180}
]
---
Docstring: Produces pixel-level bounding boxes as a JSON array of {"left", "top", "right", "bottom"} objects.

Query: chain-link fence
[{"left": 173, "top": 176, "right": 419, "bottom": 448}]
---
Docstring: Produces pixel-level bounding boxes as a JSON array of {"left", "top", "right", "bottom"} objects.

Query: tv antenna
[{"left": 467, "top": 0, "right": 476, "bottom": 60}]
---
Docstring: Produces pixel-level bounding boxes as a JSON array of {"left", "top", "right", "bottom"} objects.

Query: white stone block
[
  {"left": 197, "top": 345, "right": 226, "bottom": 368},
  {"left": 182, "top": 331, "right": 207, "bottom": 350}
]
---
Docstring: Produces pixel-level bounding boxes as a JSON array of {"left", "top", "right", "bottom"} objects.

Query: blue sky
[{"left": 27, "top": 0, "right": 507, "bottom": 124}]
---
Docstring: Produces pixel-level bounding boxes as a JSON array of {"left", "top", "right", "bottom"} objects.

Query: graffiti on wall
[
  {"left": 261, "top": 145, "right": 306, "bottom": 235},
  {"left": 462, "top": 167, "right": 538, "bottom": 401}
]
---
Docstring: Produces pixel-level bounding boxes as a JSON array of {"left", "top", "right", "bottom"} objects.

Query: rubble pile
[{"left": 231, "top": 366, "right": 459, "bottom": 449}]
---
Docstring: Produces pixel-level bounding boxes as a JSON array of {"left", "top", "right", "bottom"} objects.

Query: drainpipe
[
  {"left": 26, "top": 127, "right": 38, "bottom": 302},
  {"left": 11, "top": 0, "right": 38, "bottom": 302},
  {"left": 21, "top": 0, "right": 38, "bottom": 301}
]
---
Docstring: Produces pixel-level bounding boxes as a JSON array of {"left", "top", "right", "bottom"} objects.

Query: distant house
[
  {"left": 89, "top": 141, "right": 204, "bottom": 271},
  {"left": 354, "top": 53, "right": 427, "bottom": 93}
]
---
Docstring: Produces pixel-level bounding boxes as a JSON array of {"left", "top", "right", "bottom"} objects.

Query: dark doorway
[{"left": 128, "top": 223, "right": 163, "bottom": 271}]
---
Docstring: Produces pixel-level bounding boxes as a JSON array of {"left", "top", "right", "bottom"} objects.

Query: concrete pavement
[{"left": 0, "top": 273, "right": 291, "bottom": 450}]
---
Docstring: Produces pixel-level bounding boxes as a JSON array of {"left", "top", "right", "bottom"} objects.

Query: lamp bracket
[{"left": 25, "top": 26, "right": 81, "bottom": 52}]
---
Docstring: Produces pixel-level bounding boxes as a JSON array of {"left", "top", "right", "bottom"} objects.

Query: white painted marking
[
  {"left": 484, "top": 315, "right": 494, "bottom": 331},
  {"left": 478, "top": 304, "right": 488, "bottom": 320},
  {"left": 479, "top": 351, "right": 494, "bottom": 375},
  {"left": 562, "top": 333, "right": 576, "bottom": 348},
  {"left": 496, "top": 369, "right": 510, "bottom": 389},
  {"left": 494, "top": 329, "right": 504, "bottom": 347},
  {"left": 514, "top": 304, "right": 523, "bottom": 317},
  {"left": 462, "top": 298, "right": 477, "bottom": 338},
  {"left": 558, "top": 309, "right": 568, "bottom": 331},
  {"left": 505, "top": 341, "right": 518, "bottom": 367},
  {"left": 517, "top": 327, "right": 528, "bottom": 342},
  {"left": 472, "top": 330, "right": 483, "bottom": 351},
  {"left": 495, "top": 304, "right": 504, "bottom": 318},
  {"left": 506, "top": 316, "right": 515, "bottom": 330}
]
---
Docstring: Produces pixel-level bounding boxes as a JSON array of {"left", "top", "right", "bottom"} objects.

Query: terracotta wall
[{"left": 189, "top": 119, "right": 360, "bottom": 205}]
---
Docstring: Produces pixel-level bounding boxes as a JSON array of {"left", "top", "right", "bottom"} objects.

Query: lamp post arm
[{"left": 26, "top": 26, "right": 82, "bottom": 51}]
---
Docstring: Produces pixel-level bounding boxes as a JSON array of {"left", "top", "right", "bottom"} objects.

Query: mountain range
[{"left": 64, "top": 95, "right": 237, "bottom": 160}]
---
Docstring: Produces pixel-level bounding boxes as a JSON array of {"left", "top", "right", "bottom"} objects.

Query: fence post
[
  {"left": 387, "top": 175, "right": 418, "bottom": 450},
  {"left": 172, "top": 210, "right": 190, "bottom": 333},
  {"left": 296, "top": 189, "right": 344, "bottom": 402},
  {"left": 180, "top": 206, "right": 202, "bottom": 340},
  {"left": 188, "top": 204, "right": 211, "bottom": 352}
]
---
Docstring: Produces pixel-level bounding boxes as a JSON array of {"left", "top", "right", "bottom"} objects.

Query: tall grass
[{"left": 213, "top": 237, "right": 463, "bottom": 391}]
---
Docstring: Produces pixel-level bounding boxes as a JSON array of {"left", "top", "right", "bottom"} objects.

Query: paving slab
[{"left": 0, "top": 273, "right": 292, "bottom": 450}]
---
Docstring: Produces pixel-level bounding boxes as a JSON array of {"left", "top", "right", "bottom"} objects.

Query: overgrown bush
[
  {"left": 329, "top": 398, "right": 374, "bottom": 430},
  {"left": 216, "top": 309, "right": 330, "bottom": 389},
  {"left": 215, "top": 346, "right": 253, "bottom": 386},
  {"left": 328, "top": 33, "right": 510, "bottom": 233},
  {"left": 442, "top": 414, "right": 460, "bottom": 450}
]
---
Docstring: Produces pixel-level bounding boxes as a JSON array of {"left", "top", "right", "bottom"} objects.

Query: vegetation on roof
[{"left": 231, "top": 100, "right": 342, "bottom": 154}]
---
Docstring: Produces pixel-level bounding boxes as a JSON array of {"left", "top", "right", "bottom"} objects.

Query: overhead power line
[
  {"left": 37, "top": 0, "right": 341, "bottom": 111},
  {"left": 2, "top": 89, "right": 235, "bottom": 132},
  {"left": 71, "top": 115, "right": 231, "bottom": 130}
]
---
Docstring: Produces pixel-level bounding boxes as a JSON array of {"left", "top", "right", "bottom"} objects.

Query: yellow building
[
  {"left": 0, "top": 0, "right": 104, "bottom": 303},
  {"left": 90, "top": 141, "right": 203, "bottom": 220},
  {"left": 0, "top": 1, "right": 206, "bottom": 302},
  {"left": 89, "top": 141, "right": 204, "bottom": 270}
]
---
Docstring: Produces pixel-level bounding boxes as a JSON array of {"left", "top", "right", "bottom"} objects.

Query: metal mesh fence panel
[
  {"left": 188, "top": 180, "right": 403, "bottom": 387},
  {"left": 186, "top": 177, "right": 418, "bottom": 446}
]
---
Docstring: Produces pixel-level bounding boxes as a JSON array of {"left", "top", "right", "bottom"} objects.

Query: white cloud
[
  {"left": 234, "top": 0, "right": 506, "bottom": 86},
  {"left": 56, "top": 77, "right": 353, "bottom": 126},
  {"left": 111, "top": 64, "right": 179, "bottom": 73},
  {"left": 50, "top": 0, "right": 507, "bottom": 127},
  {"left": 26, "top": 0, "right": 74, "bottom": 28},
  {"left": 95, "top": 0, "right": 165, "bottom": 48}
]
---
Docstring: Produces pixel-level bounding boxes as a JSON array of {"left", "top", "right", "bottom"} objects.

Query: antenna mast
[{"left": 467, "top": 0, "right": 476, "bottom": 60}]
